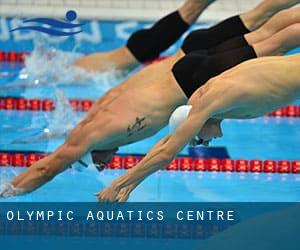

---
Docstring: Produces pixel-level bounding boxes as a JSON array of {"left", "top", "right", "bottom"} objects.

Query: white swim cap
[{"left": 169, "top": 105, "right": 192, "bottom": 134}]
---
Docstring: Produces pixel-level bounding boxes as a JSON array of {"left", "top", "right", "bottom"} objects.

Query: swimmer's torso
[
  {"left": 211, "top": 55, "right": 300, "bottom": 119},
  {"left": 114, "top": 49, "right": 187, "bottom": 119},
  {"left": 90, "top": 50, "right": 187, "bottom": 149}
]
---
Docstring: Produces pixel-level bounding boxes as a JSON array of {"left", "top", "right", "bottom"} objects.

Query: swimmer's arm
[
  {"left": 72, "top": 47, "right": 138, "bottom": 73},
  {"left": 4, "top": 134, "right": 91, "bottom": 197},
  {"left": 99, "top": 108, "right": 212, "bottom": 202}
]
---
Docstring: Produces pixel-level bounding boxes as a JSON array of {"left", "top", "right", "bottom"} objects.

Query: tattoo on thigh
[{"left": 127, "top": 117, "right": 146, "bottom": 136}]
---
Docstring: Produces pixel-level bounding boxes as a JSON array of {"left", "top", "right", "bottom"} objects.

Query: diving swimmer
[
  {"left": 2, "top": 0, "right": 300, "bottom": 197},
  {"left": 98, "top": 54, "right": 300, "bottom": 202}
]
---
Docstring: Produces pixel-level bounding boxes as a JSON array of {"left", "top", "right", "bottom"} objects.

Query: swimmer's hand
[
  {"left": 95, "top": 185, "right": 120, "bottom": 202},
  {"left": 95, "top": 184, "right": 134, "bottom": 202},
  {"left": 115, "top": 186, "right": 132, "bottom": 202},
  {"left": 0, "top": 183, "right": 18, "bottom": 198}
]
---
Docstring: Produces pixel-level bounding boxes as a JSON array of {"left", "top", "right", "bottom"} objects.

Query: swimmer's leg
[
  {"left": 210, "top": 21, "right": 300, "bottom": 60},
  {"left": 240, "top": 0, "right": 300, "bottom": 31},
  {"left": 245, "top": 7, "right": 300, "bottom": 45},
  {"left": 209, "top": 7, "right": 300, "bottom": 54},
  {"left": 73, "top": 0, "right": 215, "bottom": 73},
  {"left": 253, "top": 23, "right": 300, "bottom": 57},
  {"left": 181, "top": 0, "right": 300, "bottom": 54}
]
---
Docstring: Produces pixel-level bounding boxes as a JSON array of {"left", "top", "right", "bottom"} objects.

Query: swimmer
[
  {"left": 210, "top": 6, "right": 300, "bottom": 54},
  {"left": 73, "top": 0, "right": 300, "bottom": 73},
  {"left": 20, "top": 2, "right": 300, "bottom": 143},
  {"left": 98, "top": 54, "right": 300, "bottom": 202},
  {"left": 2, "top": 0, "right": 300, "bottom": 198},
  {"left": 73, "top": 0, "right": 217, "bottom": 73}
]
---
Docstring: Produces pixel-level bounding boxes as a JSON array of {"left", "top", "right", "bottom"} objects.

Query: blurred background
[{"left": 1, "top": 0, "right": 261, "bottom": 21}]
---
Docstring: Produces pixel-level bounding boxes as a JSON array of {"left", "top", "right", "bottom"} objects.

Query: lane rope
[
  {"left": 0, "top": 50, "right": 167, "bottom": 64},
  {"left": 0, "top": 151, "right": 299, "bottom": 174},
  {"left": 0, "top": 51, "right": 28, "bottom": 63},
  {"left": 1, "top": 97, "right": 299, "bottom": 117},
  {"left": 1, "top": 50, "right": 299, "bottom": 117}
]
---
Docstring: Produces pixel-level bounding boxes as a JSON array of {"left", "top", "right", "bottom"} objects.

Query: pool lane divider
[
  {"left": 1, "top": 97, "right": 300, "bottom": 117},
  {"left": 0, "top": 151, "right": 299, "bottom": 174},
  {"left": 0, "top": 97, "right": 92, "bottom": 112},
  {"left": 0, "top": 51, "right": 28, "bottom": 63},
  {"left": 1, "top": 50, "right": 299, "bottom": 117},
  {"left": 0, "top": 50, "right": 168, "bottom": 64}
]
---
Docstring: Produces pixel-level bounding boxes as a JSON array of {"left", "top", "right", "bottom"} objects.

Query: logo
[{"left": 10, "top": 10, "right": 86, "bottom": 36}]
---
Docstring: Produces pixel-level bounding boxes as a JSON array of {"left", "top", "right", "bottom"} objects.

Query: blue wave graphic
[
  {"left": 9, "top": 26, "right": 82, "bottom": 36},
  {"left": 10, "top": 11, "right": 85, "bottom": 36},
  {"left": 23, "top": 17, "right": 85, "bottom": 29}
]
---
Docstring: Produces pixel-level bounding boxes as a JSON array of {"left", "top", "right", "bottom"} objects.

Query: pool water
[
  {"left": 1, "top": 167, "right": 300, "bottom": 202},
  {"left": 0, "top": 23, "right": 300, "bottom": 202}
]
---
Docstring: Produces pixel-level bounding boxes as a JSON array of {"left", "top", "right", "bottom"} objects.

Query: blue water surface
[{"left": 0, "top": 20, "right": 300, "bottom": 202}]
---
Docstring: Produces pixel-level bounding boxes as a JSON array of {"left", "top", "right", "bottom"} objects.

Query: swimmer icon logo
[{"left": 10, "top": 10, "right": 86, "bottom": 36}]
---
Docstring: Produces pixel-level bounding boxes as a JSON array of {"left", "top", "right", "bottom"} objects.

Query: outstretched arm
[
  {"left": 0, "top": 115, "right": 105, "bottom": 197},
  {"left": 97, "top": 105, "right": 213, "bottom": 202},
  {"left": 0, "top": 140, "right": 88, "bottom": 198},
  {"left": 97, "top": 77, "right": 239, "bottom": 202}
]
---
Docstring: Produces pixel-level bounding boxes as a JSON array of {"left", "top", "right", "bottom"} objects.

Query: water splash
[
  {"left": 43, "top": 89, "right": 81, "bottom": 137},
  {"left": 20, "top": 35, "right": 82, "bottom": 84},
  {"left": 12, "top": 89, "right": 81, "bottom": 144},
  {"left": 0, "top": 167, "right": 26, "bottom": 198},
  {"left": 0, "top": 182, "right": 25, "bottom": 198},
  {"left": 3, "top": 35, "right": 127, "bottom": 92}
]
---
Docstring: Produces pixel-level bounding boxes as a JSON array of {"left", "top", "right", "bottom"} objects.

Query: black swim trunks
[
  {"left": 181, "top": 15, "right": 250, "bottom": 54},
  {"left": 172, "top": 45, "right": 257, "bottom": 98}
]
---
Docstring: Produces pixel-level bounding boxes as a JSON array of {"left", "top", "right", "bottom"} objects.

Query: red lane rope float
[
  {"left": 1, "top": 50, "right": 299, "bottom": 117},
  {"left": 0, "top": 50, "right": 168, "bottom": 65},
  {"left": 0, "top": 97, "right": 93, "bottom": 112},
  {"left": 0, "top": 51, "right": 29, "bottom": 63},
  {"left": 1, "top": 97, "right": 300, "bottom": 117},
  {"left": 0, "top": 152, "right": 299, "bottom": 174}
]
